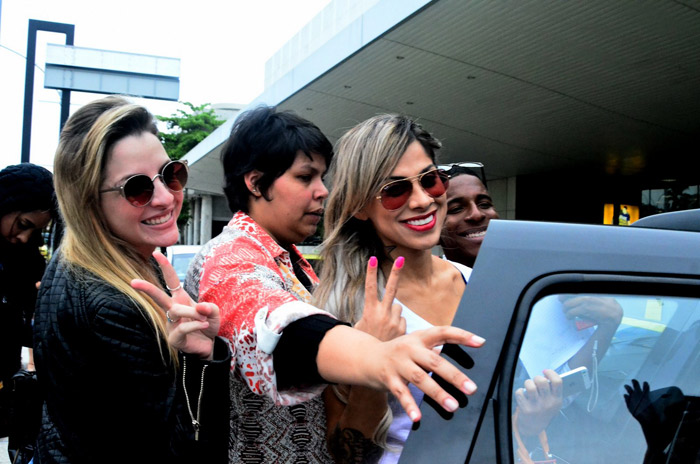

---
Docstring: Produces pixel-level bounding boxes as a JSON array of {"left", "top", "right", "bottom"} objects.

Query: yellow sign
[
  {"left": 644, "top": 299, "right": 663, "bottom": 321},
  {"left": 603, "top": 204, "right": 639, "bottom": 225}
]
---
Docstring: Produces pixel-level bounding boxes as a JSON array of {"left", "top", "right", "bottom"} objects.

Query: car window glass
[
  {"left": 171, "top": 253, "right": 196, "bottom": 282},
  {"left": 512, "top": 293, "right": 700, "bottom": 464}
]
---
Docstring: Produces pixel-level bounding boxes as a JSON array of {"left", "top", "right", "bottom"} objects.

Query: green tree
[
  {"left": 156, "top": 102, "right": 225, "bottom": 227},
  {"left": 157, "top": 102, "right": 225, "bottom": 160}
]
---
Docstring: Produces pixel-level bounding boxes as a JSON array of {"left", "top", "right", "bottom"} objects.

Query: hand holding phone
[
  {"left": 560, "top": 366, "right": 591, "bottom": 397},
  {"left": 514, "top": 369, "right": 564, "bottom": 436}
]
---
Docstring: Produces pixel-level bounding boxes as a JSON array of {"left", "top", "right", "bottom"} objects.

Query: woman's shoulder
[
  {"left": 45, "top": 254, "right": 115, "bottom": 290},
  {"left": 205, "top": 224, "right": 274, "bottom": 261},
  {"left": 196, "top": 225, "right": 281, "bottom": 281},
  {"left": 440, "top": 256, "right": 473, "bottom": 282},
  {"left": 41, "top": 255, "right": 138, "bottom": 318}
]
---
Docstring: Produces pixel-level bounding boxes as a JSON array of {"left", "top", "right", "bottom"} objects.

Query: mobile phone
[{"left": 560, "top": 366, "right": 590, "bottom": 397}]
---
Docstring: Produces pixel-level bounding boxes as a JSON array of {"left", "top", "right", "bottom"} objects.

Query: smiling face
[
  {"left": 358, "top": 140, "right": 446, "bottom": 254},
  {"left": 248, "top": 151, "right": 329, "bottom": 248},
  {"left": 440, "top": 174, "right": 499, "bottom": 267},
  {"left": 100, "top": 132, "right": 183, "bottom": 259},
  {"left": 0, "top": 210, "right": 51, "bottom": 245}
]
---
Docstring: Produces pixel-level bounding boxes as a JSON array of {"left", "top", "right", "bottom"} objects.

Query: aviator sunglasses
[
  {"left": 376, "top": 168, "right": 450, "bottom": 211},
  {"left": 100, "top": 160, "right": 189, "bottom": 207}
]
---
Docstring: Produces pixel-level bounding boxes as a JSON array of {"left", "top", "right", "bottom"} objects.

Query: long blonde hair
[
  {"left": 314, "top": 114, "right": 441, "bottom": 324},
  {"left": 54, "top": 95, "right": 175, "bottom": 362},
  {"left": 315, "top": 114, "right": 441, "bottom": 448}
]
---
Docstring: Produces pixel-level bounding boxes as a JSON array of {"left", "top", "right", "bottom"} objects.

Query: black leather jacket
[{"left": 33, "top": 253, "right": 231, "bottom": 464}]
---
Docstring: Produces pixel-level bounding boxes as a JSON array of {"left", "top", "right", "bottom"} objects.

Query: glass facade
[{"left": 642, "top": 184, "right": 700, "bottom": 217}]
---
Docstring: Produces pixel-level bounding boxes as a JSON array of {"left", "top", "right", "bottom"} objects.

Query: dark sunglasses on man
[
  {"left": 437, "top": 162, "right": 487, "bottom": 189},
  {"left": 376, "top": 168, "right": 450, "bottom": 211},
  {"left": 100, "top": 160, "right": 189, "bottom": 207}
]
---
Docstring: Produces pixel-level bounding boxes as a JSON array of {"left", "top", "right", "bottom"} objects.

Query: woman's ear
[
  {"left": 354, "top": 208, "right": 369, "bottom": 221},
  {"left": 244, "top": 170, "right": 263, "bottom": 197}
]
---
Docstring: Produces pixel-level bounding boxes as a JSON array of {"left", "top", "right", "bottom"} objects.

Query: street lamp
[{"left": 21, "top": 19, "right": 75, "bottom": 164}]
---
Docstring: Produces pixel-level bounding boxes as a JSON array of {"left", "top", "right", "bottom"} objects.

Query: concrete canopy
[{"left": 183, "top": 0, "right": 700, "bottom": 197}]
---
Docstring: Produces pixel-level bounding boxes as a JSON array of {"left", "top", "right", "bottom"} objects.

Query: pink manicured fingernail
[
  {"left": 464, "top": 380, "right": 477, "bottom": 394},
  {"left": 395, "top": 256, "right": 405, "bottom": 269},
  {"left": 472, "top": 335, "right": 485, "bottom": 345},
  {"left": 409, "top": 410, "right": 420, "bottom": 422},
  {"left": 443, "top": 397, "right": 458, "bottom": 412},
  {"left": 369, "top": 256, "right": 378, "bottom": 267}
]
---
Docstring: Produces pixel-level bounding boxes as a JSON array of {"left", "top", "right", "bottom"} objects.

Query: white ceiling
[{"left": 187, "top": 0, "right": 700, "bottom": 195}]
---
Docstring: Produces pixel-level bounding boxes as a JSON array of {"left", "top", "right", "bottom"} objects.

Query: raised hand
[
  {"left": 377, "top": 326, "right": 484, "bottom": 421},
  {"left": 623, "top": 379, "right": 686, "bottom": 452},
  {"left": 319, "top": 324, "right": 485, "bottom": 422},
  {"left": 131, "top": 251, "right": 220, "bottom": 360},
  {"left": 354, "top": 256, "right": 406, "bottom": 341},
  {"left": 560, "top": 295, "right": 623, "bottom": 328},
  {"left": 624, "top": 378, "right": 651, "bottom": 417}
]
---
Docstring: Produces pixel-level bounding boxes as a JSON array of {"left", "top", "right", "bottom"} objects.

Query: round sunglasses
[
  {"left": 376, "top": 168, "right": 450, "bottom": 211},
  {"left": 100, "top": 160, "right": 189, "bottom": 207}
]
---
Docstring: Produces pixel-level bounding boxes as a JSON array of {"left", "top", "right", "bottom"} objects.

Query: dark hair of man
[{"left": 220, "top": 105, "right": 334, "bottom": 214}]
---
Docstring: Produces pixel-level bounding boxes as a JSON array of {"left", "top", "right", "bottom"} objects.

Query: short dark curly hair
[{"left": 220, "top": 105, "right": 333, "bottom": 214}]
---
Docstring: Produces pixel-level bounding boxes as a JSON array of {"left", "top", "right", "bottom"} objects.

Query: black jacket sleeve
[{"left": 273, "top": 315, "right": 350, "bottom": 390}]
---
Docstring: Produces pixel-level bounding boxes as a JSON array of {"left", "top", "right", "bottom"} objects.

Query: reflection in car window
[
  {"left": 171, "top": 253, "right": 196, "bottom": 283},
  {"left": 512, "top": 293, "right": 700, "bottom": 463}
]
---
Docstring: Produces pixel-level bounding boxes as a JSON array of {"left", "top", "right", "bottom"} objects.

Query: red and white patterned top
[
  {"left": 186, "top": 212, "right": 336, "bottom": 462},
  {"left": 186, "top": 211, "right": 332, "bottom": 405}
]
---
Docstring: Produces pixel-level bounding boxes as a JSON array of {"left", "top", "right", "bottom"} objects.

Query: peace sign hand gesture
[
  {"left": 354, "top": 256, "right": 406, "bottom": 341},
  {"left": 131, "top": 251, "right": 220, "bottom": 360}
]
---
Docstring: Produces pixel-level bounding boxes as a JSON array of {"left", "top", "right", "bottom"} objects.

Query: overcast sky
[{"left": 0, "top": 0, "right": 331, "bottom": 171}]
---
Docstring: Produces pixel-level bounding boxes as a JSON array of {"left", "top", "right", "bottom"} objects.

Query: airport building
[{"left": 180, "top": 0, "right": 700, "bottom": 245}]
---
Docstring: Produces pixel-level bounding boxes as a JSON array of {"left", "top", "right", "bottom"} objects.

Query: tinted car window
[{"left": 513, "top": 293, "right": 700, "bottom": 463}]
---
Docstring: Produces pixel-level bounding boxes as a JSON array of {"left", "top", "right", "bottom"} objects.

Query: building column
[
  {"left": 200, "top": 194, "right": 213, "bottom": 244},
  {"left": 506, "top": 176, "right": 517, "bottom": 219},
  {"left": 186, "top": 214, "right": 194, "bottom": 245},
  {"left": 193, "top": 197, "right": 201, "bottom": 245},
  {"left": 182, "top": 220, "right": 190, "bottom": 245},
  {"left": 488, "top": 176, "right": 517, "bottom": 220}
]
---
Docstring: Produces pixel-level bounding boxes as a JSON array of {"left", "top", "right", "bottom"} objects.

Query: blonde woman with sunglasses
[
  {"left": 32, "top": 96, "right": 231, "bottom": 464},
  {"left": 314, "top": 114, "right": 483, "bottom": 463}
]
